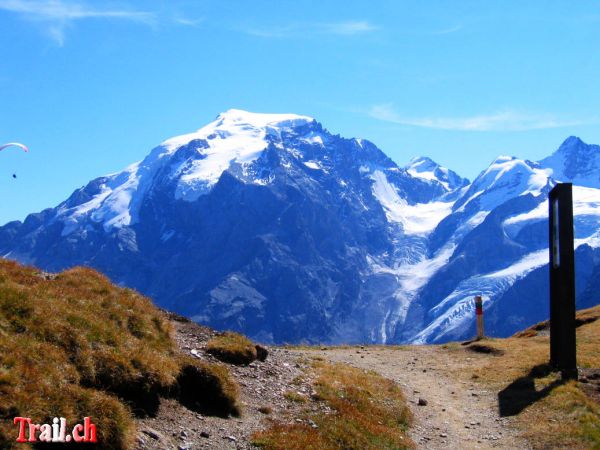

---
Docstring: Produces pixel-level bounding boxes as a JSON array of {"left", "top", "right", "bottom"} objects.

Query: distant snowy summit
[
  {"left": 163, "top": 110, "right": 318, "bottom": 200},
  {"left": 58, "top": 110, "right": 319, "bottom": 234},
  {"left": 54, "top": 109, "right": 462, "bottom": 238},
  {"left": 1, "top": 111, "right": 600, "bottom": 345},
  {"left": 539, "top": 136, "right": 600, "bottom": 189},
  {"left": 405, "top": 156, "right": 469, "bottom": 194}
]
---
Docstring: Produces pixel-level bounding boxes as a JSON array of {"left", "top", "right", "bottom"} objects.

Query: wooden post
[
  {"left": 475, "top": 295, "right": 484, "bottom": 340},
  {"left": 549, "top": 183, "right": 577, "bottom": 380}
]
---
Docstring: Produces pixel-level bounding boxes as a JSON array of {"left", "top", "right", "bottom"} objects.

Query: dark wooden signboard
[{"left": 548, "top": 183, "right": 577, "bottom": 380}]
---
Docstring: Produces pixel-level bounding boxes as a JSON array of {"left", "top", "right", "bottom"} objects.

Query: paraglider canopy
[{"left": 0, "top": 142, "right": 29, "bottom": 153}]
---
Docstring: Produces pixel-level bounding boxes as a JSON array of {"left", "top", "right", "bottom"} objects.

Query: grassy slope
[
  {"left": 448, "top": 305, "right": 600, "bottom": 448},
  {"left": 0, "top": 259, "right": 239, "bottom": 449}
]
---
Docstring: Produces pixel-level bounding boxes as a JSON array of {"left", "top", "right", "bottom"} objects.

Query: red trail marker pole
[{"left": 475, "top": 295, "right": 484, "bottom": 340}]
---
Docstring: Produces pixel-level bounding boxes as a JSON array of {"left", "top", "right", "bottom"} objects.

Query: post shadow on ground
[{"left": 498, "top": 363, "right": 565, "bottom": 417}]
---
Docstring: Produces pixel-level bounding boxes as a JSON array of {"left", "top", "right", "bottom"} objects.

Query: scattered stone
[
  {"left": 141, "top": 428, "right": 163, "bottom": 441},
  {"left": 440, "top": 433, "right": 448, "bottom": 438},
  {"left": 180, "top": 430, "right": 188, "bottom": 438},
  {"left": 200, "top": 431, "right": 210, "bottom": 438},
  {"left": 225, "top": 435, "right": 237, "bottom": 442},
  {"left": 418, "top": 398, "right": 428, "bottom": 406}
]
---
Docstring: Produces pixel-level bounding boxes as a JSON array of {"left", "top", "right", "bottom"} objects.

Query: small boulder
[
  {"left": 141, "top": 428, "right": 163, "bottom": 441},
  {"left": 418, "top": 398, "right": 428, "bottom": 406}
]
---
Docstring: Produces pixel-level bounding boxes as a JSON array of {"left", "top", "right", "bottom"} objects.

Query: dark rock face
[{"left": 1, "top": 110, "right": 599, "bottom": 344}]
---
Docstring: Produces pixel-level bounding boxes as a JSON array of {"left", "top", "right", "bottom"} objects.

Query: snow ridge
[{"left": 57, "top": 110, "right": 316, "bottom": 234}]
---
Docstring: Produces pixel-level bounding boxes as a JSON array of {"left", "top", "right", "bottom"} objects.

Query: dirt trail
[
  {"left": 300, "top": 346, "right": 532, "bottom": 450},
  {"left": 135, "top": 313, "right": 532, "bottom": 449}
]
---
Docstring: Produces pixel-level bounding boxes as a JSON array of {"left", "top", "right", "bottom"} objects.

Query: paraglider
[
  {"left": 0, "top": 142, "right": 29, "bottom": 153},
  {"left": 1, "top": 142, "right": 29, "bottom": 180}
]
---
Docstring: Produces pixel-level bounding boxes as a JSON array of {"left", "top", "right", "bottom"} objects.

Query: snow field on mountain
[{"left": 370, "top": 170, "right": 453, "bottom": 235}]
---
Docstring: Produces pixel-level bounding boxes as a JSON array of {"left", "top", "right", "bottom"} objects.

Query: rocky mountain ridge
[{"left": 1, "top": 110, "right": 599, "bottom": 344}]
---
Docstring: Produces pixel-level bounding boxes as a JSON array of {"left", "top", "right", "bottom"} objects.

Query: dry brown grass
[
  {"left": 206, "top": 331, "right": 258, "bottom": 365},
  {"left": 443, "top": 305, "right": 600, "bottom": 449},
  {"left": 252, "top": 360, "right": 414, "bottom": 449},
  {"left": 283, "top": 391, "right": 309, "bottom": 403},
  {"left": 0, "top": 259, "right": 240, "bottom": 449},
  {"left": 514, "top": 305, "right": 600, "bottom": 339},
  {"left": 0, "top": 261, "right": 179, "bottom": 449}
]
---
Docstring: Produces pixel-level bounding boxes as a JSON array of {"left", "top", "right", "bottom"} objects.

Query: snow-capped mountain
[
  {"left": 539, "top": 136, "right": 600, "bottom": 189},
  {"left": 1, "top": 111, "right": 599, "bottom": 344},
  {"left": 405, "top": 156, "right": 469, "bottom": 196},
  {"left": 404, "top": 144, "right": 600, "bottom": 343}
]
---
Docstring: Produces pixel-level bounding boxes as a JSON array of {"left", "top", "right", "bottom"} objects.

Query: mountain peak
[
  {"left": 405, "top": 156, "right": 469, "bottom": 193},
  {"left": 558, "top": 135, "right": 584, "bottom": 149},
  {"left": 160, "top": 109, "right": 316, "bottom": 153},
  {"left": 454, "top": 155, "right": 549, "bottom": 213},
  {"left": 214, "top": 109, "right": 315, "bottom": 128},
  {"left": 539, "top": 136, "right": 600, "bottom": 188},
  {"left": 407, "top": 156, "right": 437, "bottom": 169},
  {"left": 490, "top": 155, "right": 517, "bottom": 165}
]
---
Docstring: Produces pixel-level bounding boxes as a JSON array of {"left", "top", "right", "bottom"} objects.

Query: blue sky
[{"left": 1, "top": 0, "right": 600, "bottom": 224}]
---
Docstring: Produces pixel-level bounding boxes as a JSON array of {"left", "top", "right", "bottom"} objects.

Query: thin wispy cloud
[
  {"left": 244, "top": 20, "right": 379, "bottom": 38},
  {"left": 369, "top": 104, "right": 596, "bottom": 132},
  {"left": 431, "top": 24, "right": 462, "bottom": 35},
  {"left": 0, "top": 0, "right": 155, "bottom": 45},
  {"left": 173, "top": 16, "right": 204, "bottom": 27},
  {"left": 323, "top": 21, "right": 378, "bottom": 35}
]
